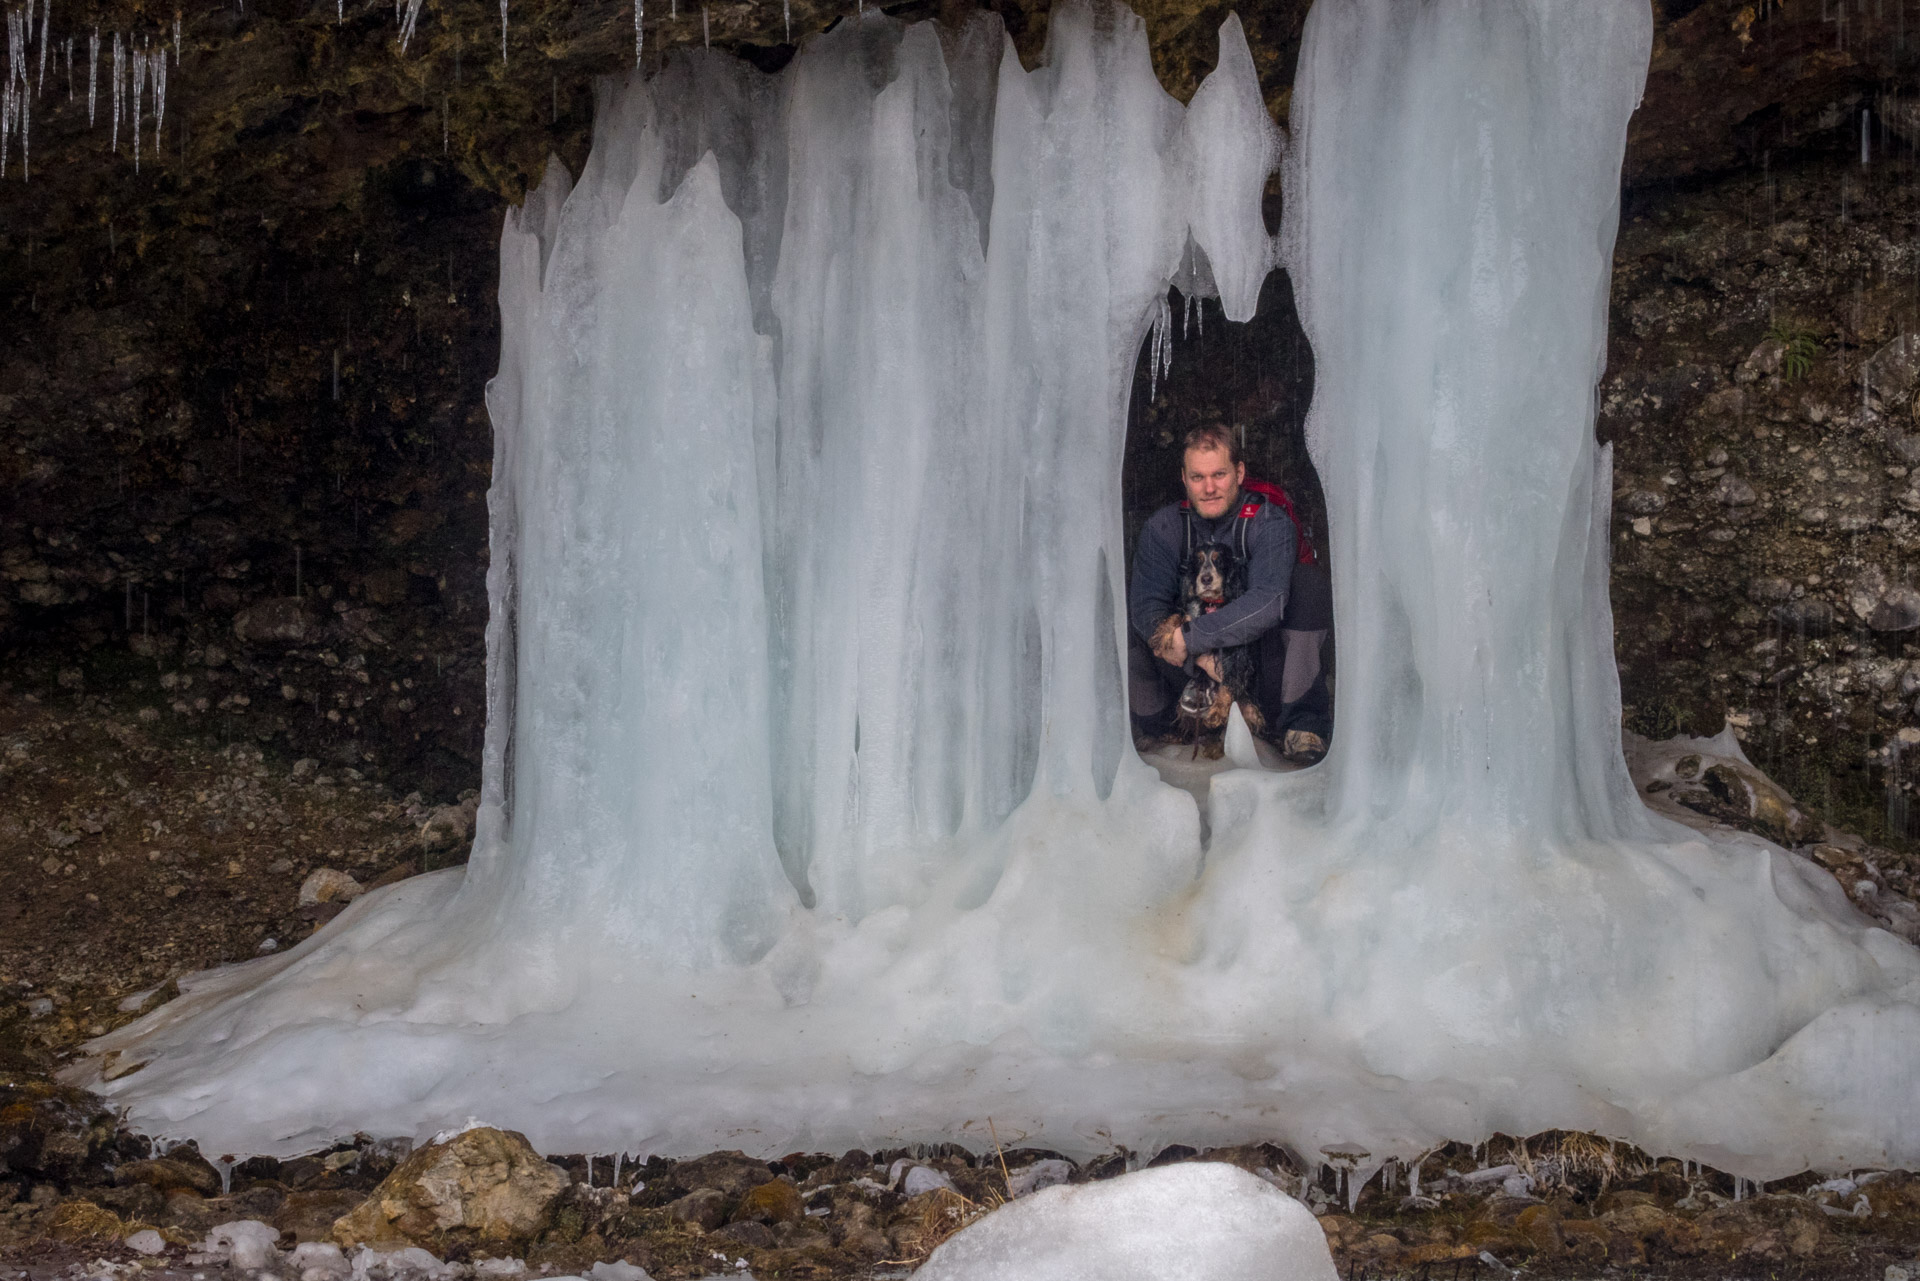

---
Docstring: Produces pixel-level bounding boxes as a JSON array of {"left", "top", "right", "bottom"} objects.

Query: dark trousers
[{"left": 1128, "top": 560, "right": 1333, "bottom": 742}]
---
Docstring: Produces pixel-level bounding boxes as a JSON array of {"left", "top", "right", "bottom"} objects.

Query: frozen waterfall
[{"left": 76, "top": 0, "right": 1919, "bottom": 1177}]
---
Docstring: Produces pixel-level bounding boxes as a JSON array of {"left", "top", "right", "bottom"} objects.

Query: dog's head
[{"left": 1186, "top": 543, "right": 1238, "bottom": 604}]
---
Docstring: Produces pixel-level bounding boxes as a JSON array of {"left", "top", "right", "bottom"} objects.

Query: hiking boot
[{"left": 1281, "top": 729, "right": 1327, "bottom": 766}]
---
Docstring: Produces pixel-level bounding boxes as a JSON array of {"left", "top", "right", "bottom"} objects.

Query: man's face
[{"left": 1182, "top": 444, "right": 1244, "bottom": 520}]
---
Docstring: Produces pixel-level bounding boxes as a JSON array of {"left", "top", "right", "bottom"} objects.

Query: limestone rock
[
  {"left": 419, "top": 797, "right": 479, "bottom": 857},
  {"left": 331, "top": 1127, "right": 566, "bottom": 1251},
  {"left": 299, "top": 868, "right": 365, "bottom": 907},
  {"left": 1735, "top": 337, "right": 1787, "bottom": 383}
]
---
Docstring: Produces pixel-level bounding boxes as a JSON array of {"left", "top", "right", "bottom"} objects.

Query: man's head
[{"left": 1181, "top": 424, "right": 1244, "bottom": 520}]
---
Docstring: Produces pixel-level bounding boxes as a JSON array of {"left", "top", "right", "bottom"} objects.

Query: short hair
[{"left": 1182, "top": 423, "right": 1241, "bottom": 466}]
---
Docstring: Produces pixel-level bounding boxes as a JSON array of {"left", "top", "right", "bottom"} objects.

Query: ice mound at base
[
  {"left": 72, "top": 0, "right": 1920, "bottom": 1177},
  {"left": 916, "top": 1164, "right": 1337, "bottom": 1281}
]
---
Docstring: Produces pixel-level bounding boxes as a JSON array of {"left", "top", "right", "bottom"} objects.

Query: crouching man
[{"left": 1127, "top": 424, "right": 1333, "bottom": 765}]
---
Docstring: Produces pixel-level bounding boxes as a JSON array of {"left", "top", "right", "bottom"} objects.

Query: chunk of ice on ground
[
  {"left": 203, "top": 1220, "right": 281, "bottom": 1272},
  {"left": 916, "top": 1164, "right": 1335, "bottom": 1281}
]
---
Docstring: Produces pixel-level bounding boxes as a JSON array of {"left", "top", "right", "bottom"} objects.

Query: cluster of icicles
[{"left": 0, "top": 0, "right": 177, "bottom": 180}]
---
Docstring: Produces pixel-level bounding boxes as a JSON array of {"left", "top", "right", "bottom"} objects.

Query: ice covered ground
[{"left": 70, "top": 0, "right": 1920, "bottom": 1181}]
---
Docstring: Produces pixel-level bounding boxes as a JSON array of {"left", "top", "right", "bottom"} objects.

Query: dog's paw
[{"left": 1197, "top": 682, "right": 1234, "bottom": 730}]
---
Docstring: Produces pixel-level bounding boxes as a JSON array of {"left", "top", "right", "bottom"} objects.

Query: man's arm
[
  {"left": 1186, "top": 511, "right": 1296, "bottom": 653},
  {"left": 1128, "top": 511, "right": 1186, "bottom": 645}
]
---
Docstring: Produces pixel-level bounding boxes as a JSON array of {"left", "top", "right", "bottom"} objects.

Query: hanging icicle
[
  {"left": 63, "top": 33, "right": 70, "bottom": 100},
  {"left": 131, "top": 35, "right": 144, "bottom": 171},
  {"left": 701, "top": 4, "right": 708, "bottom": 48},
  {"left": 150, "top": 47, "right": 164, "bottom": 152},
  {"left": 782, "top": 0, "right": 789, "bottom": 42},
  {"left": 110, "top": 31, "right": 122, "bottom": 152},
  {"left": 173, "top": 10, "right": 181, "bottom": 64},
  {"left": 632, "top": 0, "right": 641, "bottom": 66},
  {"left": 499, "top": 0, "right": 507, "bottom": 62},
  {"left": 398, "top": 0, "right": 424, "bottom": 55},
  {"left": 35, "top": 0, "right": 48, "bottom": 96},
  {"left": 86, "top": 27, "right": 95, "bottom": 125},
  {"left": 1, "top": 76, "right": 13, "bottom": 179}
]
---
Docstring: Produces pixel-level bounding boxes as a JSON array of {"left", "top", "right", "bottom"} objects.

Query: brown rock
[
  {"left": 671, "top": 1151, "right": 776, "bottom": 1199},
  {"left": 666, "top": 1188, "right": 728, "bottom": 1231},
  {"left": 114, "top": 1156, "right": 221, "bottom": 1197},
  {"left": 716, "top": 1220, "right": 775, "bottom": 1249},
  {"left": 731, "top": 1179, "right": 802, "bottom": 1226},
  {"left": 1317, "top": 1214, "right": 1365, "bottom": 1252},
  {"left": 1514, "top": 1204, "right": 1564, "bottom": 1255},
  {"left": 330, "top": 1127, "right": 566, "bottom": 1251},
  {"left": 274, "top": 1189, "right": 364, "bottom": 1243}
]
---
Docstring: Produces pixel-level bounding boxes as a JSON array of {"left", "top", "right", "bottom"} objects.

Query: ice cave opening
[{"left": 73, "top": 0, "right": 1920, "bottom": 1178}]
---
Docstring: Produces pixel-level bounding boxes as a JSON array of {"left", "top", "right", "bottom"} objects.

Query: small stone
[
  {"left": 667, "top": 1188, "right": 728, "bottom": 1231},
  {"left": 1620, "top": 489, "right": 1667, "bottom": 516},
  {"left": 292, "top": 758, "right": 319, "bottom": 778},
  {"left": 1747, "top": 576, "right": 1794, "bottom": 603},
  {"left": 1710, "top": 473, "right": 1758, "bottom": 505},
  {"left": 1884, "top": 1266, "right": 1910, "bottom": 1281},
  {"left": 300, "top": 869, "right": 364, "bottom": 907},
  {"left": 901, "top": 1166, "right": 956, "bottom": 1197},
  {"left": 1735, "top": 337, "right": 1786, "bottom": 383},
  {"left": 232, "top": 599, "right": 315, "bottom": 647},
  {"left": 1770, "top": 599, "right": 1835, "bottom": 636},
  {"left": 419, "top": 799, "right": 479, "bottom": 856},
  {"left": 1631, "top": 516, "right": 1653, "bottom": 537}
]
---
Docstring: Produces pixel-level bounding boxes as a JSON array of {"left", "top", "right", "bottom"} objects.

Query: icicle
[
  {"left": 1182, "top": 291, "right": 1192, "bottom": 340},
  {"left": 63, "top": 34, "right": 70, "bottom": 100},
  {"left": 131, "top": 37, "right": 144, "bottom": 172},
  {"left": 399, "top": 0, "right": 424, "bottom": 55},
  {"left": 1863, "top": 109, "right": 1871, "bottom": 167},
  {"left": 109, "top": 33, "right": 120, "bottom": 152},
  {"left": 2, "top": 78, "right": 13, "bottom": 179},
  {"left": 613, "top": 1153, "right": 623, "bottom": 1187},
  {"left": 701, "top": 4, "right": 707, "bottom": 48},
  {"left": 150, "top": 48, "right": 164, "bottom": 152},
  {"left": 670, "top": 0, "right": 675, "bottom": 22},
  {"left": 632, "top": 0, "right": 640, "bottom": 66},
  {"left": 35, "top": 0, "right": 47, "bottom": 96},
  {"left": 23, "top": 0, "right": 32, "bottom": 46},
  {"left": 498, "top": 0, "right": 506, "bottom": 63},
  {"left": 782, "top": 0, "right": 788, "bottom": 42},
  {"left": 336, "top": 0, "right": 341, "bottom": 23},
  {"left": 173, "top": 10, "right": 180, "bottom": 63},
  {"left": 86, "top": 27, "right": 95, "bottom": 126}
]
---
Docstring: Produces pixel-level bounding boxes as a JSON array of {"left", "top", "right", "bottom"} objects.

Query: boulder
[
  {"left": 331, "top": 1127, "right": 566, "bottom": 1252},
  {"left": 1870, "top": 586, "right": 1920, "bottom": 632}
]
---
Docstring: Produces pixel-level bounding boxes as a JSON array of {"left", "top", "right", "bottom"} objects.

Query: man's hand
[
  {"left": 1196, "top": 652, "right": 1222, "bottom": 681},
  {"left": 1151, "top": 616, "right": 1188, "bottom": 666}
]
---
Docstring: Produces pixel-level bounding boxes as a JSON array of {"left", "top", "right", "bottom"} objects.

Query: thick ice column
[
  {"left": 479, "top": 110, "right": 795, "bottom": 965},
  {"left": 1281, "top": 0, "right": 1654, "bottom": 836},
  {"left": 984, "top": 1, "right": 1187, "bottom": 803}
]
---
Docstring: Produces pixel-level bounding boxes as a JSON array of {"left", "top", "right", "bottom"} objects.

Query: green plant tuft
[{"left": 1766, "top": 319, "right": 1820, "bottom": 382}]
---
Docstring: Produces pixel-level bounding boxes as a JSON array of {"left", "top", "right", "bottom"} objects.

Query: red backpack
[{"left": 1179, "top": 477, "right": 1318, "bottom": 567}]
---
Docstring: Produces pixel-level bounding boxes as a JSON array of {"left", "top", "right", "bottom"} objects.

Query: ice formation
[
  {"left": 78, "top": 0, "right": 1920, "bottom": 1181},
  {"left": 916, "top": 1164, "right": 1336, "bottom": 1281}
]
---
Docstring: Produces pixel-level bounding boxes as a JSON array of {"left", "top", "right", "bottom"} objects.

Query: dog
[{"left": 1150, "top": 541, "right": 1265, "bottom": 758}]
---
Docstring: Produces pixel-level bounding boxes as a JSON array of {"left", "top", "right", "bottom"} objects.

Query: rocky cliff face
[{"left": 2, "top": 0, "right": 1917, "bottom": 837}]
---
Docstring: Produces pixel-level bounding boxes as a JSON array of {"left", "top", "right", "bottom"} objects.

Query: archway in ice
[{"left": 76, "top": 0, "right": 1920, "bottom": 1178}]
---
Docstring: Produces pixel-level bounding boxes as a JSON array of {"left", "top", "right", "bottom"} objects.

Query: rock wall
[{"left": 2, "top": 0, "right": 1917, "bottom": 834}]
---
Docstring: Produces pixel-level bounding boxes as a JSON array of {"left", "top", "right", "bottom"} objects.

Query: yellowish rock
[{"left": 332, "top": 1127, "right": 567, "bottom": 1251}]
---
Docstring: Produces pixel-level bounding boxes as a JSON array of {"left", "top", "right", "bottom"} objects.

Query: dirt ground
[{"left": 3, "top": 683, "right": 1919, "bottom": 1280}]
